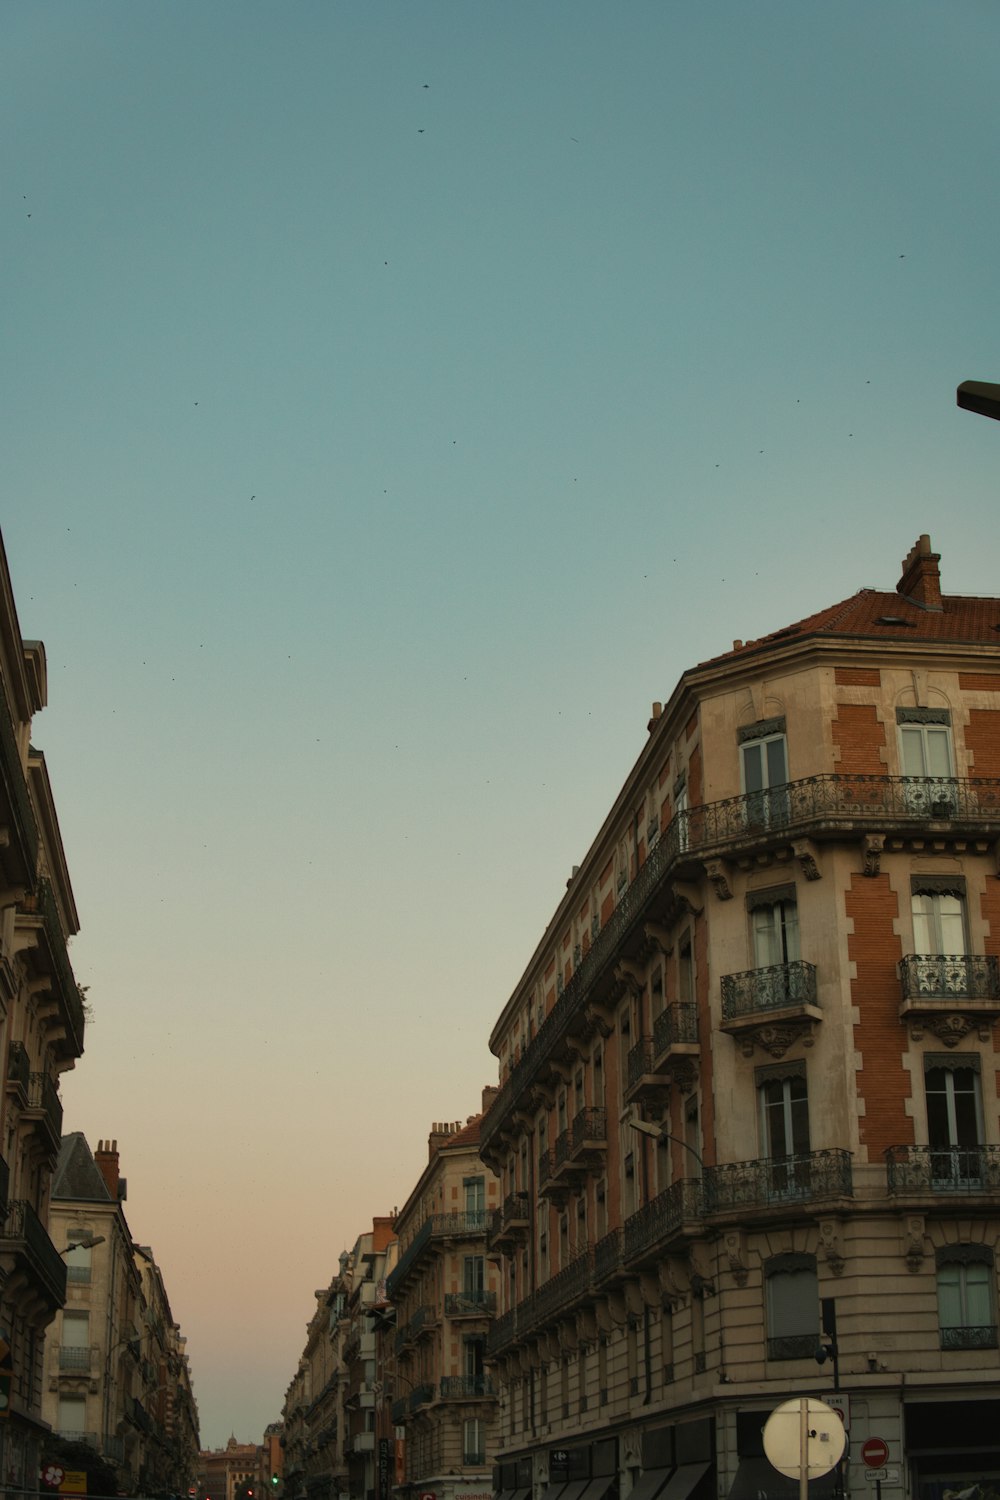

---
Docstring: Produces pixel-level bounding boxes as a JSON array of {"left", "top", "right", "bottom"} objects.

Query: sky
[{"left": 2, "top": 0, "right": 999, "bottom": 1450}]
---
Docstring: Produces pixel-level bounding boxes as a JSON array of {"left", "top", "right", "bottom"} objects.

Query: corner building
[{"left": 480, "top": 537, "right": 1000, "bottom": 1500}]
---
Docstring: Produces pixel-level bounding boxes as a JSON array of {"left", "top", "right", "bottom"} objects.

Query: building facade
[
  {"left": 45, "top": 1135, "right": 200, "bottom": 1496},
  {"left": 0, "top": 532, "right": 87, "bottom": 1498},
  {"left": 385, "top": 1107, "right": 500, "bottom": 1500},
  {"left": 480, "top": 536, "right": 1000, "bottom": 1500}
]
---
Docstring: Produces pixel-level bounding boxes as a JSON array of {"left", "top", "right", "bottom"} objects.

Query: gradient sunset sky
[{"left": 2, "top": 0, "right": 999, "bottom": 1447}]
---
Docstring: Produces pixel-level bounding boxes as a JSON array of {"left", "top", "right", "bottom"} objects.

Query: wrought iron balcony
[
  {"left": 532, "top": 1250, "right": 593, "bottom": 1326},
  {"left": 439, "top": 1375, "right": 496, "bottom": 1400},
  {"left": 444, "top": 1289, "right": 496, "bottom": 1317},
  {"left": 898, "top": 954, "right": 1000, "bottom": 1013},
  {"left": 767, "top": 1334, "right": 820, "bottom": 1361},
  {"left": 58, "top": 1346, "right": 94, "bottom": 1372},
  {"left": 704, "top": 1149, "right": 853, "bottom": 1215},
  {"left": 26, "top": 1071, "right": 63, "bottom": 1149},
  {"left": 0, "top": 1198, "right": 67, "bottom": 1305},
  {"left": 624, "top": 1040, "right": 664, "bottom": 1104},
  {"left": 653, "top": 1002, "right": 699, "bottom": 1058},
  {"left": 623, "top": 1179, "right": 702, "bottom": 1265},
  {"left": 480, "top": 773, "right": 1000, "bottom": 1159},
  {"left": 391, "top": 1398, "right": 407, "bottom": 1424},
  {"left": 941, "top": 1325, "right": 998, "bottom": 1350},
  {"left": 6, "top": 1041, "right": 29, "bottom": 1096},
  {"left": 0, "top": 676, "right": 40, "bottom": 884},
  {"left": 569, "top": 1106, "right": 606, "bottom": 1163},
  {"left": 721, "top": 960, "right": 818, "bottom": 1020},
  {"left": 885, "top": 1143, "right": 1000, "bottom": 1195},
  {"left": 409, "top": 1383, "right": 434, "bottom": 1412},
  {"left": 16, "top": 879, "right": 85, "bottom": 1058},
  {"left": 487, "top": 1192, "right": 529, "bottom": 1253},
  {"left": 593, "top": 1228, "right": 624, "bottom": 1285},
  {"left": 386, "top": 1211, "right": 489, "bottom": 1297}
]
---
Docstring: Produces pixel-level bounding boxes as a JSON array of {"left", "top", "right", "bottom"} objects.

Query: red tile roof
[{"left": 702, "top": 588, "right": 1000, "bottom": 667}]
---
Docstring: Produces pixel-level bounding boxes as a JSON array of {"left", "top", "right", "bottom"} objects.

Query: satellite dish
[{"left": 763, "top": 1397, "right": 846, "bottom": 1481}]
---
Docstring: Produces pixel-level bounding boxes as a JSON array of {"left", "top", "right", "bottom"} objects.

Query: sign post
[{"left": 763, "top": 1396, "right": 847, "bottom": 1500}]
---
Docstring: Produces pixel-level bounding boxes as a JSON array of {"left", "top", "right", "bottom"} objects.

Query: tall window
[
  {"left": 59, "top": 1311, "right": 89, "bottom": 1372},
  {"left": 897, "top": 708, "right": 956, "bottom": 812},
  {"left": 674, "top": 776, "right": 689, "bottom": 851},
  {"left": 64, "top": 1239, "right": 93, "bottom": 1285},
  {"left": 58, "top": 1393, "right": 87, "bottom": 1440},
  {"left": 765, "top": 1253, "right": 819, "bottom": 1360},
  {"left": 758, "top": 1064, "right": 810, "bottom": 1196},
  {"left": 464, "top": 1176, "right": 485, "bottom": 1222},
  {"left": 463, "top": 1417, "right": 485, "bottom": 1466},
  {"left": 740, "top": 718, "right": 789, "bottom": 827},
  {"left": 911, "top": 880, "right": 967, "bottom": 955},
  {"left": 925, "top": 1056, "right": 983, "bottom": 1187},
  {"left": 751, "top": 887, "right": 800, "bottom": 968},
  {"left": 463, "top": 1255, "right": 485, "bottom": 1299},
  {"left": 937, "top": 1247, "right": 997, "bottom": 1350}
]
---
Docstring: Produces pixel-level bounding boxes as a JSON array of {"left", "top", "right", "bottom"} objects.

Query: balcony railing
[
  {"left": 767, "top": 1334, "right": 820, "bottom": 1361},
  {"left": 481, "top": 773, "right": 1000, "bottom": 1155},
  {"left": 444, "top": 1290, "right": 496, "bottom": 1317},
  {"left": 623, "top": 1179, "right": 702, "bottom": 1263},
  {"left": 704, "top": 1149, "right": 853, "bottom": 1213},
  {"left": 487, "top": 1193, "right": 529, "bottom": 1251},
  {"left": 653, "top": 1002, "right": 698, "bottom": 1055},
  {"left": 58, "top": 1346, "right": 94, "bottom": 1372},
  {"left": 0, "top": 677, "right": 40, "bottom": 879},
  {"left": 387, "top": 1211, "right": 488, "bottom": 1296},
  {"left": 885, "top": 1143, "right": 1000, "bottom": 1195},
  {"left": 1, "top": 1198, "right": 67, "bottom": 1304},
  {"left": 721, "top": 961, "right": 818, "bottom": 1020},
  {"left": 391, "top": 1398, "right": 407, "bottom": 1424},
  {"left": 409, "top": 1383, "right": 434, "bottom": 1412},
  {"left": 532, "top": 1251, "right": 592, "bottom": 1325},
  {"left": 27, "top": 1071, "right": 63, "bottom": 1144},
  {"left": 439, "top": 1375, "right": 495, "bottom": 1399},
  {"left": 899, "top": 954, "right": 1000, "bottom": 1004},
  {"left": 6, "top": 1041, "right": 29, "bottom": 1094},
  {"left": 593, "top": 1228, "right": 623, "bottom": 1284},
  {"left": 57, "top": 1431, "right": 99, "bottom": 1450},
  {"left": 941, "top": 1325, "right": 998, "bottom": 1350}
]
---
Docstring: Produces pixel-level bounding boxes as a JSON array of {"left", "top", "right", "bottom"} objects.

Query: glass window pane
[
  {"left": 937, "top": 1265, "right": 963, "bottom": 1328},
  {"left": 901, "top": 726, "right": 927, "bottom": 776},
  {"left": 937, "top": 896, "right": 966, "bottom": 955},
  {"left": 742, "top": 743, "right": 763, "bottom": 793},
  {"left": 767, "top": 1268, "right": 818, "bottom": 1337},
  {"left": 926, "top": 727, "right": 953, "bottom": 778},
  {"left": 766, "top": 736, "right": 788, "bottom": 787},
  {"left": 964, "top": 1264, "right": 993, "bottom": 1326}
]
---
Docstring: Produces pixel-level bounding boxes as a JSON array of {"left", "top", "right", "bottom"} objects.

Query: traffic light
[{"left": 271, "top": 1478, "right": 279, "bottom": 1488}]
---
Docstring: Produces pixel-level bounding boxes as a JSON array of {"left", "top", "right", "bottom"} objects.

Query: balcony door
[
  {"left": 750, "top": 889, "right": 800, "bottom": 1007},
  {"left": 759, "top": 1068, "right": 810, "bottom": 1197},
  {"left": 464, "top": 1176, "right": 485, "bottom": 1229},
  {"left": 741, "top": 723, "right": 789, "bottom": 829},
  {"left": 898, "top": 711, "right": 957, "bottom": 814},
  {"left": 925, "top": 1060, "right": 983, "bottom": 1188}
]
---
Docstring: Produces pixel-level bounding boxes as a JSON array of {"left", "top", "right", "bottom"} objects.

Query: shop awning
[
  {"left": 658, "top": 1464, "right": 711, "bottom": 1500},
  {"left": 557, "top": 1480, "right": 591, "bottom": 1500},
  {"left": 537, "top": 1486, "right": 565, "bottom": 1500},
  {"left": 622, "top": 1471, "right": 673, "bottom": 1500},
  {"left": 728, "top": 1457, "right": 837, "bottom": 1500},
  {"left": 577, "top": 1476, "right": 616, "bottom": 1500}
]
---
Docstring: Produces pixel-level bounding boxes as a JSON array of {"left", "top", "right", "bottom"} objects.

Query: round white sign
[{"left": 763, "top": 1397, "right": 847, "bottom": 1480}]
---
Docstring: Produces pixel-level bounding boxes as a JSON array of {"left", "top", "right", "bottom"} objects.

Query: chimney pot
[{"left": 897, "top": 533, "right": 942, "bottom": 610}]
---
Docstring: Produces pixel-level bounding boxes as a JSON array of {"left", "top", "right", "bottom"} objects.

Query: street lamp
[
  {"left": 627, "top": 1113, "right": 704, "bottom": 1171},
  {"left": 957, "top": 380, "right": 1000, "bottom": 421},
  {"left": 59, "top": 1233, "right": 106, "bottom": 1257}
]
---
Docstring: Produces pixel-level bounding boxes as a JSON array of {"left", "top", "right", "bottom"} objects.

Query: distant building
[
  {"left": 0, "top": 531, "right": 87, "bottom": 1496},
  {"left": 480, "top": 536, "right": 1000, "bottom": 1498},
  {"left": 385, "top": 1104, "right": 501, "bottom": 1500},
  {"left": 45, "top": 1135, "right": 200, "bottom": 1495},
  {"left": 198, "top": 1434, "right": 265, "bottom": 1500}
]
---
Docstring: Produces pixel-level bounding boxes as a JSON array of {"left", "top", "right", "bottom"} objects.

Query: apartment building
[
  {"left": 384, "top": 1106, "right": 500, "bottom": 1500},
  {"left": 282, "top": 1218, "right": 396, "bottom": 1500},
  {"left": 480, "top": 536, "right": 1000, "bottom": 1500},
  {"left": 0, "top": 532, "right": 87, "bottom": 1497},
  {"left": 45, "top": 1135, "right": 200, "bottom": 1495}
]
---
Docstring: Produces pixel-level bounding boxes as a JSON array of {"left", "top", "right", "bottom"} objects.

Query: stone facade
[
  {"left": 480, "top": 536, "right": 1000, "bottom": 1500},
  {"left": 0, "top": 531, "right": 86, "bottom": 1499}
]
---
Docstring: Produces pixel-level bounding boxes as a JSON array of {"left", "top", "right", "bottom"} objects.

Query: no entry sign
[{"left": 861, "top": 1438, "right": 889, "bottom": 1468}]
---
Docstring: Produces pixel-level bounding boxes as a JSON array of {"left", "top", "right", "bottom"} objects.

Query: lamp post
[
  {"left": 957, "top": 380, "right": 1000, "bottom": 421},
  {"left": 627, "top": 1113, "right": 704, "bottom": 1171}
]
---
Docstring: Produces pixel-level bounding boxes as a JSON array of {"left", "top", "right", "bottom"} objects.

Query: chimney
[
  {"left": 897, "top": 534, "right": 942, "bottom": 611},
  {"left": 481, "top": 1084, "right": 499, "bottom": 1116},
  {"left": 428, "top": 1121, "right": 453, "bottom": 1160},
  {"left": 95, "top": 1139, "right": 122, "bottom": 1200}
]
